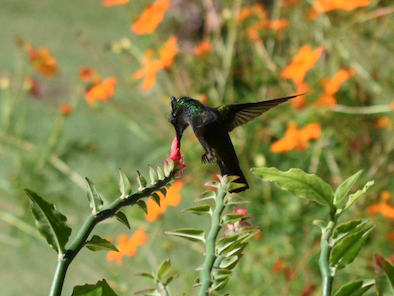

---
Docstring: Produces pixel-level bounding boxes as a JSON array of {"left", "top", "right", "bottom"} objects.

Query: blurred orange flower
[
  {"left": 24, "top": 77, "right": 41, "bottom": 98},
  {"left": 270, "top": 122, "right": 321, "bottom": 153},
  {"left": 290, "top": 82, "right": 309, "bottom": 109},
  {"left": 194, "top": 41, "right": 212, "bottom": 56},
  {"left": 375, "top": 117, "right": 391, "bottom": 129},
  {"left": 391, "top": 100, "right": 394, "bottom": 111},
  {"left": 369, "top": 191, "right": 394, "bottom": 220},
  {"left": 107, "top": 229, "right": 147, "bottom": 265},
  {"left": 103, "top": 0, "right": 130, "bottom": 6},
  {"left": 239, "top": 4, "right": 289, "bottom": 41},
  {"left": 79, "top": 66, "right": 100, "bottom": 83},
  {"left": 133, "top": 36, "right": 178, "bottom": 90},
  {"left": 25, "top": 44, "right": 58, "bottom": 78},
  {"left": 281, "top": 45, "right": 323, "bottom": 84},
  {"left": 60, "top": 104, "right": 73, "bottom": 116},
  {"left": 85, "top": 77, "right": 117, "bottom": 106},
  {"left": 145, "top": 180, "right": 182, "bottom": 222},
  {"left": 131, "top": 0, "right": 170, "bottom": 35},
  {"left": 313, "top": 0, "right": 371, "bottom": 13},
  {"left": 314, "top": 68, "right": 354, "bottom": 107}
]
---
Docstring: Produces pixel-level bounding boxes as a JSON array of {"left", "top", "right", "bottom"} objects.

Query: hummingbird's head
[{"left": 169, "top": 96, "right": 189, "bottom": 147}]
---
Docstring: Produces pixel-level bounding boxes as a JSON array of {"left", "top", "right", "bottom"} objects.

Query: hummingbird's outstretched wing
[{"left": 217, "top": 94, "right": 300, "bottom": 132}]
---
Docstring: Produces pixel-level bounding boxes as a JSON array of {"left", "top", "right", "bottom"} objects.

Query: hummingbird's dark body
[{"left": 170, "top": 95, "right": 298, "bottom": 193}]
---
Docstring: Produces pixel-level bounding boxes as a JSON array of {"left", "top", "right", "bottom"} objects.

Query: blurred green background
[{"left": 1, "top": 0, "right": 394, "bottom": 295}]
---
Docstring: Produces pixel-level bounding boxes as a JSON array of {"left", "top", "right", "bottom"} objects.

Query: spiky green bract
[
  {"left": 71, "top": 279, "right": 117, "bottom": 296},
  {"left": 136, "top": 259, "right": 178, "bottom": 296},
  {"left": 253, "top": 167, "right": 375, "bottom": 296}
]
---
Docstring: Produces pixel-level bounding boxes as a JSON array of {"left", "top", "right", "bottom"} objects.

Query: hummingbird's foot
[{"left": 202, "top": 152, "right": 215, "bottom": 163}]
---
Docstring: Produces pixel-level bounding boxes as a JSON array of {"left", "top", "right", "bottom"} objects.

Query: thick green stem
[
  {"left": 199, "top": 187, "right": 227, "bottom": 296},
  {"left": 319, "top": 215, "right": 337, "bottom": 296},
  {"left": 48, "top": 173, "right": 177, "bottom": 296}
]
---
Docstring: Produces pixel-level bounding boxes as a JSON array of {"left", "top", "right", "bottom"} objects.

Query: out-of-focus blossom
[
  {"left": 103, "top": 0, "right": 130, "bottom": 6},
  {"left": 24, "top": 77, "right": 41, "bottom": 98},
  {"left": 107, "top": 229, "right": 147, "bottom": 265},
  {"left": 290, "top": 83, "right": 309, "bottom": 109},
  {"left": 272, "top": 258, "right": 296, "bottom": 280},
  {"left": 314, "top": 68, "right": 354, "bottom": 107},
  {"left": 309, "top": 0, "right": 371, "bottom": 19},
  {"left": 391, "top": 100, "right": 394, "bottom": 111},
  {"left": 145, "top": 180, "right": 182, "bottom": 222},
  {"left": 131, "top": 0, "right": 170, "bottom": 35},
  {"left": 194, "top": 41, "right": 212, "bottom": 56},
  {"left": 79, "top": 66, "right": 100, "bottom": 83},
  {"left": 369, "top": 191, "right": 394, "bottom": 220},
  {"left": 301, "top": 283, "right": 316, "bottom": 296},
  {"left": 85, "top": 77, "right": 117, "bottom": 106},
  {"left": 60, "top": 104, "right": 73, "bottom": 116},
  {"left": 25, "top": 44, "right": 59, "bottom": 78},
  {"left": 375, "top": 117, "right": 391, "bottom": 129},
  {"left": 223, "top": 208, "right": 256, "bottom": 236},
  {"left": 133, "top": 36, "right": 178, "bottom": 90},
  {"left": 281, "top": 45, "right": 323, "bottom": 84},
  {"left": 270, "top": 122, "right": 321, "bottom": 153},
  {"left": 239, "top": 4, "right": 289, "bottom": 42}
]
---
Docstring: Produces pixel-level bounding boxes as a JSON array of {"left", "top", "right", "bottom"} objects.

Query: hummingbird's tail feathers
[{"left": 218, "top": 162, "right": 249, "bottom": 193}]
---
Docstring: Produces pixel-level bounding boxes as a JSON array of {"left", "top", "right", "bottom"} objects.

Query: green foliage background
[{"left": 1, "top": 0, "right": 393, "bottom": 295}]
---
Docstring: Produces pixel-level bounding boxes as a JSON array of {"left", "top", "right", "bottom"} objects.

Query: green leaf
[
  {"left": 150, "top": 193, "right": 161, "bottom": 207},
  {"left": 334, "top": 170, "right": 363, "bottom": 206},
  {"left": 86, "top": 178, "right": 104, "bottom": 214},
  {"left": 149, "top": 165, "right": 158, "bottom": 184},
  {"left": 72, "top": 279, "right": 117, "bottom": 296},
  {"left": 374, "top": 254, "right": 394, "bottom": 296},
  {"left": 114, "top": 211, "right": 130, "bottom": 229},
  {"left": 156, "top": 166, "right": 165, "bottom": 180},
  {"left": 137, "top": 171, "right": 147, "bottom": 190},
  {"left": 216, "top": 234, "right": 247, "bottom": 255},
  {"left": 164, "top": 274, "right": 178, "bottom": 285},
  {"left": 226, "top": 182, "right": 247, "bottom": 192},
  {"left": 313, "top": 220, "right": 327, "bottom": 232},
  {"left": 136, "top": 272, "right": 155, "bottom": 280},
  {"left": 25, "top": 189, "right": 71, "bottom": 255},
  {"left": 221, "top": 213, "right": 245, "bottom": 225},
  {"left": 157, "top": 259, "right": 171, "bottom": 280},
  {"left": 195, "top": 190, "right": 216, "bottom": 202},
  {"left": 225, "top": 195, "right": 251, "bottom": 206},
  {"left": 159, "top": 187, "right": 167, "bottom": 197},
  {"left": 119, "top": 169, "right": 132, "bottom": 199},
  {"left": 344, "top": 181, "right": 374, "bottom": 212},
  {"left": 134, "top": 288, "right": 161, "bottom": 296},
  {"left": 86, "top": 235, "right": 118, "bottom": 252},
  {"left": 252, "top": 167, "right": 334, "bottom": 208},
  {"left": 182, "top": 205, "right": 212, "bottom": 216},
  {"left": 334, "top": 279, "right": 374, "bottom": 296},
  {"left": 165, "top": 228, "right": 206, "bottom": 243},
  {"left": 136, "top": 200, "right": 148, "bottom": 214},
  {"left": 331, "top": 220, "right": 368, "bottom": 245},
  {"left": 330, "top": 225, "right": 375, "bottom": 270},
  {"left": 219, "top": 255, "right": 241, "bottom": 270}
]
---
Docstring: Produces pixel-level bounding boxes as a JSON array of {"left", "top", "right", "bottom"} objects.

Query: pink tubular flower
[
  {"left": 169, "top": 137, "right": 183, "bottom": 162},
  {"left": 164, "top": 137, "right": 188, "bottom": 177}
]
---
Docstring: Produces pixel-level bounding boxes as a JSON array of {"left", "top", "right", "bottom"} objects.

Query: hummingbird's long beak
[{"left": 175, "top": 130, "right": 182, "bottom": 148}]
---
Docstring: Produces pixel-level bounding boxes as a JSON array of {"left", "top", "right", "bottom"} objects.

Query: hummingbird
[{"left": 169, "top": 95, "right": 298, "bottom": 193}]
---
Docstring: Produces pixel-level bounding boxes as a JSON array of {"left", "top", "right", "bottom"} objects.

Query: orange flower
[
  {"left": 107, "top": 229, "right": 147, "bottom": 265},
  {"left": 25, "top": 44, "right": 58, "bottom": 78},
  {"left": 103, "top": 0, "right": 130, "bottom": 6},
  {"left": 145, "top": 180, "right": 182, "bottom": 222},
  {"left": 131, "top": 0, "right": 170, "bottom": 35},
  {"left": 194, "top": 41, "right": 212, "bottom": 56},
  {"left": 24, "top": 77, "right": 41, "bottom": 98},
  {"left": 79, "top": 67, "right": 100, "bottom": 83},
  {"left": 159, "top": 36, "right": 178, "bottom": 68},
  {"left": 268, "top": 19, "right": 290, "bottom": 31},
  {"left": 313, "top": 0, "right": 371, "bottom": 13},
  {"left": 314, "top": 68, "right": 354, "bottom": 107},
  {"left": 375, "top": 117, "right": 391, "bottom": 129},
  {"left": 290, "top": 83, "right": 309, "bottom": 109},
  {"left": 281, "top": 45, "right": 323, "bottom": 84},
  {"left": 85, "top": 77, "right": 117, "bottom": 106},
  {"left": 60, "top": 104, "right": 73, "bottom": 116},
  {"left": 270, "top": 122, "right": 321, "bottom": 153},
  {"left": 133, "top": 36, "right": 178, "bottom": 90},
  {"left": 368, "top": 191, "right": 394, "bottom": 220}
]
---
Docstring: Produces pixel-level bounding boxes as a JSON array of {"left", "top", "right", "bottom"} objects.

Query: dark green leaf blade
[
  {"left": 375, "top": 254, "right": 394, "bottom": 296},
  {"left": 115, "top": 211, "right": 130, "bottom": 229},
  {"left": 86, "top": 178, "right": 104, "bottom": 214},
  {"left": 334, "top": 170, "right": 363, "bottom": 206},
  {"left": 334, "top": 279, "right": 374, "bottom": 296},
  {"left": 165, "top": 228, "right": 206, "bottom": 243},
  {"left": 157, "top": 259, "right": 171, "bottom": 280},
  {"left": 86, "top": 235, "right": 118, "bottom": 252},
  {"left": 71, "top": 279, "right": 117, "bottom": 296},
  {"left": 25, "top": 189, "right": 71, "bottom": 255},
  {"left": 252, "top": 167, "right": 334, "bottom": 207}
]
